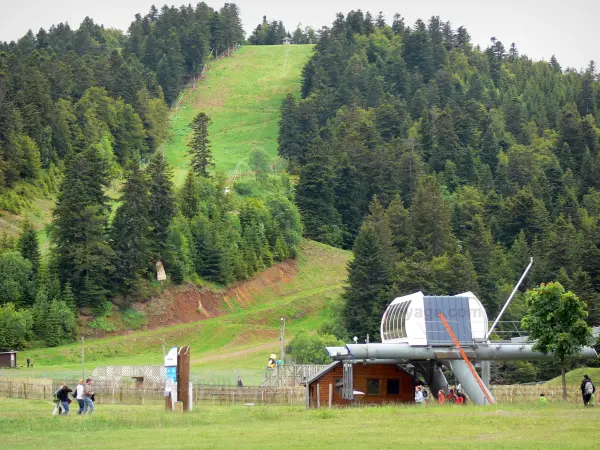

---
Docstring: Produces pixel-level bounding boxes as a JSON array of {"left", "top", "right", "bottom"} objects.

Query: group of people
[
  {"left": 414, "top": 385, "right": 467, "bottom": 405},
  {"left": 437, "top": 388, "right": 467, "bottom": 405},
  {"left": 539, "top": 375, "right": 596, "bottom": 406},
  {"left": 53, "top": 378, "right": 95, "bottom": 416}
]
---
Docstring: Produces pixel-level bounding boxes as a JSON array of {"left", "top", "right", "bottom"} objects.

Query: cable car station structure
[{"left": 325, "top": 289, "right": 598, "bottom": 405}]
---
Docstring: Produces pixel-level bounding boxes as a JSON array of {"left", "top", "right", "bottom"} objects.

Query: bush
[
  {"left": 121, "top": 308, "right": 148, "bottom": 330},
  {"left": 288, "top": 330, "right": 344, "bottom": 364},
  {"left": 93, "top": 300, "right": 113, "bottom": 317},
  {"left": 233, "top": 180, "right": 256, "bottom": 196},
  {"left": 88, "top": 317, "right": 116, "bottom": 332}
]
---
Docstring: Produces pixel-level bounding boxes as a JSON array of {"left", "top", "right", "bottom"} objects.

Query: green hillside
[
  {"left": 3, "top": 44, "right": 349, "bottom": 386},
  {"left": 12, "top": 240, "right": 350, "bottom": 385},
  {"left": 163, "top": 45, "right": 314, "bottom": 183}
]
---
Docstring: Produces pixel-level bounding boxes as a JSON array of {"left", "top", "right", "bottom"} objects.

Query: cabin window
[
  {"left": 335, "top": 378, "right": 343, "bottom": 394},
  {"left": 387, "top": 379, "right": 400, "bottom": 395},
  {"left": 367, "top": 378, "right": 380, "bottom": 395}
]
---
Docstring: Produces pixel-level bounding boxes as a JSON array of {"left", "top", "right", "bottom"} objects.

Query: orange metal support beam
[{"left": 438, "top": 312, "right": 494, "bottom": 405}]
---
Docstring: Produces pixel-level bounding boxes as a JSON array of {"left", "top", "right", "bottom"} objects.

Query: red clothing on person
[{"left": 438, "top": 392, "right": 446, "bottom": 404}]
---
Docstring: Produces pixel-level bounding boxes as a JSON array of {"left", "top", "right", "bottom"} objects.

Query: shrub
[
  {"left": 121, "top": 308, "right": 148, "bottom": 330},
  {"left": 88, "top": 317, "right": 116, "bottom": 332}
]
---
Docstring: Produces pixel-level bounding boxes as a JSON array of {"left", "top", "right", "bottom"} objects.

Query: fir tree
[
  {"left": 188, "top": 112, "right": 214, "bottom": 177},
  {"left": 342, "top": 221, "right": 392, "bottom": 341},
  {"left": 180, "top": 169, "right": 200, "bottom": 219},
  {"left": 295, "top": 138, "right": 343, "bottom": 247},
  {"left": 410, "top": 176, "right": 456, "bottom": 257},
  {"left": 18, "top": 219, "right": 40, "bottom": 274},
  {"left": 111, "top": 163, "right": 151, "bottom": 293},
  {"left": 52, "top": 145, "right": 114, "bottom": 307},
  {"left": 146, "top": 153, "right": 176, "bottom": 261},
  {"left": 62, "top": 283, "right": 77, "bottom": 313}
]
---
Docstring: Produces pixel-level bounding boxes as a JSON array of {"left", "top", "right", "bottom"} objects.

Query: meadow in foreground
[{"left": 1, "top": 398, "right": 598, "bottom": 449}]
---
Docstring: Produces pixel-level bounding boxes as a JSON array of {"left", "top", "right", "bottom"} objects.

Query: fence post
[
  {"left": 316, "top": 383, "right": 320, "bottom": 409},
  {"left": 305, "top": 384, "right": 310, "bottom": 409}
]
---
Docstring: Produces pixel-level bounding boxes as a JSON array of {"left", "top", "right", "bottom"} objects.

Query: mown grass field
[
  {"left": 163, "top": 45, "right": 313, "bottom": 184},
  {"left": 1, "top": 399, "right": 598, "bottom": 449},
  {"left": 5, "top": 240, "right": 350, "bottom": 385}
]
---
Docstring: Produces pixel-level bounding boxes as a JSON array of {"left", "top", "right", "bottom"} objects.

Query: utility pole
[
  {"left": 81, "top": 336, "right": 85, "bottom": 379},
  {"left": 280, "top": 317, "right": 286, "bottom": 364}
]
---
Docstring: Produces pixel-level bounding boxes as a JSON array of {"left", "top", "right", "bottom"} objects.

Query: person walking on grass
[
  {"left": 581, "top": 375, "right": 595, "bottom": 407},
  {"left": 54, "top": 383, "right": 72, "bottom": 415},
  {"left": 82, "top": 378, "right": 95, "bottom": 414},
  {"left": 76, "top": 379, "right": 85, "bottom": 415}
]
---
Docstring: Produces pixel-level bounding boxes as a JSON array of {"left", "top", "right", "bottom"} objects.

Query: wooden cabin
[
  {"left": 0, "top": 351, "right": 17, "bottom": 368},
  {"left": 305, "top": 361, "right": 415, "bottom": 408}
]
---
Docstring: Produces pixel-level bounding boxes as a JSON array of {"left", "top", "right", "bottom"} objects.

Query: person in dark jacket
[
  {"left": 55, "top": 384, "right": 73, "bottom": 415},
  {"left": 581, "top": 375, "right": 595, "bottom": 407}
]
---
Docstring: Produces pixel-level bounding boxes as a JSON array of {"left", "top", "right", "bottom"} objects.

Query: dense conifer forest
[
  {"left": 280, "top": 11, "right": 600, "bottom": 378},
  {"left": 248, "top": 16, "right": 316, "bottom": 45},
  {"left": 0, "top": 3, "right": 304, "bottom": 351}
]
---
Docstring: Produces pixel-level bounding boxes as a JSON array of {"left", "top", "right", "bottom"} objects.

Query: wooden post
[
  {"left": 316, "top": 383, "right": 320, "bottom": 409},
  {"left": 177, "top": 346, "right": 191, "bottom": 412},
  {"left": 305, "top": 384, "right": 310, "bottom": 409},
  {"left": 165, "top": 391, "right": 171, "bottom": 411},
  {"left": 328, "top": 384, "right": 333, "bottom": 409}
]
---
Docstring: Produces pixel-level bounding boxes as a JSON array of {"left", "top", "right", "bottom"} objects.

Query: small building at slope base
[
  {"left": 0, "top": 351, "right": 18, "bottom": 368},
  {"left": 305, "top": 361, "right": 415, "bottom": 408}
]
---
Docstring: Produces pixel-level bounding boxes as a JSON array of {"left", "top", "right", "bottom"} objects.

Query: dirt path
[{"left": 191, "top": 341, "right": 277, "bottom": 364}]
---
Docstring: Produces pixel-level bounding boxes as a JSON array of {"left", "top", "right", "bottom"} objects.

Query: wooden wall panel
[{"left": 309, "top": 364, "right": 415, "bottom": 408}]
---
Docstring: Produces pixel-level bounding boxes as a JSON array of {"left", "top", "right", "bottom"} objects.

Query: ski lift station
[{"left": 307, "top": 289, "right": 598, "bottom": 407}]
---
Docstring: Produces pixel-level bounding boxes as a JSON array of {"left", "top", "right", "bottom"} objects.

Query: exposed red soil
[{"left": 139, "top": 259, "right": 298, "bottom": 329}]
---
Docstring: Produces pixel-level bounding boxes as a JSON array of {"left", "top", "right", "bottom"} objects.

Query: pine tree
[
  {"left": 295, "top": 138, "right": 343, "bottom": 247},
  {"left": 278, "top": 93, "right": 301, "bottom": 165},
  {"left": 366, "top": 196, "right": 395, "bottom": 265},
  {"left": 386, "top": 195, "right": 412, "bottom": 255},
  {"left": 342, "top": 221, "right": 392, "bottom": 341},
  {"left": 146, "top": 153, "right": 176, "bottom": 261},
  {"left": 180, "top": 169, "right": 199, "bottom": 219},
  {"left": 111, "top": 163, "right": 151, "bottom": 293},
  {"left": 52, "top": 145, "right": 114, "bottom": 308},
  {"left": 18, "top": 219, "right": 40, "bottom": 273},
  {"left": 432, "top": 107, "right": 461, "bottom": 172},
  {"left": 188, "top": 112, "right": 214, "bottom": 177},
  {"left": 410, "top": 176, "right": 456, "bottom": 257},
  {"left": 63, "top": 283, "right": 77, "bottom": 312}
]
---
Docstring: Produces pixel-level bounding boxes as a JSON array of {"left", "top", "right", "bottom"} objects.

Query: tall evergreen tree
[
  {"left": 180, "top": 169, "right": 199, "bottom": 219},
  {"left": 410, "top": 176, "right": 456, "bottom": 257},
  {"left": 188, "top": 112, "right": 214, "bottom": 177},
  {"left": 342, "top": 221, "right": 391, "bottom": 341},
  {"left": 111, "top": 163, "right": 151, "bottom": 292},
  {"left": 146, "top": 153, "right": 176, "bottom": 262},
  {"left": 18, "top": 219, "right": 40, "bottom": 274},
  {"left": 52, "top": 145, "right": 114, "bottom": 307},
  {"left": 295, "top": 138, "right": 343, "bottom": 247}
]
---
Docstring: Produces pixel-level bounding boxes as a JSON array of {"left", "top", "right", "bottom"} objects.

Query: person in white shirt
[
  {"left": 76, "top": 379, "right": 85, "bottom": 415},
  {"left": 415, "top": 386, "right": 424, "bottom": 406}
]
